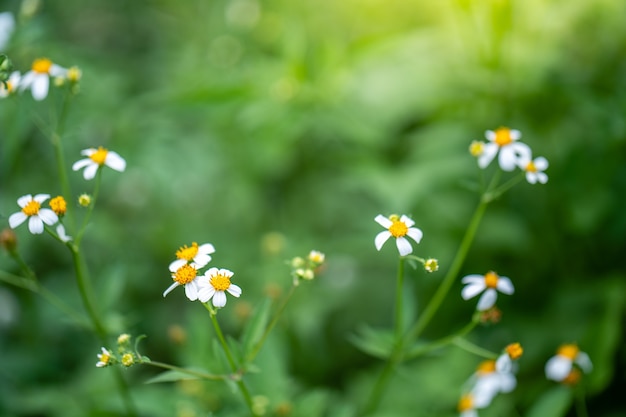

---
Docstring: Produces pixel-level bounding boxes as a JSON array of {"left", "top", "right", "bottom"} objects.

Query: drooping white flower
[
  {"left": 374, "top": 214, "right": 423, "bottom": 256},
  {"left": 72, "top": 146, "right": 126, "bottom": 180},
  {"left": 56, "top": 224, "right": 72, "bottom": 242},
  {"left": 168, "top": 242, "right": 215, "bottom": 271},
  {"left": 521, "top": 156, "right": 549, "bottom": 184},
  {"left": 8, "top": 194, "right": 58, "bottom": 234},
  {"left": 19, "top": 58, "right": 67, "bottom": 100},
  {"left": 163, "top": 263, "right": 201, "bottom": 301},
  {"left": 0, "top": 71, "right": 20, "bottom": 98},
  {"left": 0, "top": 12, "right": 15, "bottom": 51},
  {"left": 461, "top": 271, "right": 514, "bottom": 311},
  {"left": 197, "top": 267, "right": 242, "bottom": 308},
  {"left": 478, "top": 127, "right": 531, "bottom": 171},
  {"left": 545, "top": 344, "right": 592, "bottom": 382}
]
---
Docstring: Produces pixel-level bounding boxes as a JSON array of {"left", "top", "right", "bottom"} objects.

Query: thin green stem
[
  {"left": 51, "top": 92, "right": 76, "bottom": 231},
  {"left": 394, "top": 257, "right": 405, "bottom": 340},
  {"left": 69, "top": 245, "right": 107, "bottom": 340},
  {"left": 142, "top": 360, "right": 231, "bottom": 381},
  {"left": 452, "top": 338, "right": 498, "bottom": 359},
  {"left": 404, "top": 319, "right": 479, "bottom": 360},
  {"left": 75, "top": 169, "right": 101, "bottom": 246},
  {"left": 575, "top": 386, "right": 589, "bottom": 417}
]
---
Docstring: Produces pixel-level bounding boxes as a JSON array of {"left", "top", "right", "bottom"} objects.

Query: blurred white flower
[
  {"left": 521, "top": 156, "right": 549, "bottom": 184},
  {"left": 96, "top": 347, "right": 112, "bottom": 367},
  {"left": 198, "top": 267, "right": 242, "bottom": 308},
  {"left": 19, "top": 58, "right": 67, "bottom": 100},
  {"left": 0, "top": 71, "right": 20, "bottom": 98},
  {"left": 461, "top": 271, "right": 514, "bottom": 311},
  {"left": 545, "top": 344, "right": 592, "bottom": 382},
  {"left": 478, "top": 127, "right": 531, "bottom": 171},
  {"left": 72, "top": 147, "right": 126, "bottom": 180},
  {"left": 8, "top": 194, "right": 58, "bottom": 234},
  {"left": 169, "top": 242, "right": 215, "bottom": 271},
  {"left": 374, "top": 214, "right": 423, "bottom": 256}
]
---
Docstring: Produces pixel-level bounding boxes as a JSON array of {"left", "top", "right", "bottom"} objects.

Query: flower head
[
  {"left": 308, "top": 250, "right": 325, "bottom": 265},
  {"left": 198, "top": 267, "right": 242, "bottom": 308},
  {"left": 496, "top": 342, "right": 524, "bottom": 373},
  {"left": 521, "top": 156, "right": 549, "bottom": 184},
  {"left": 163, "top": 262, "right": 201, "bottom": 301},
  {"left": 121, "top": 353, "right": 134, "bottom": 367},
  {"left": 0, "top": 71, "right": 20, "bottom": 98},
  {"left": 424, "top": 258, "right": 439, "bottom": 273},
  {"left": 8, "top": 194, "right": 58, "bottom": 234},
  {"left": 374, "top": 214, "right": 423, "bottom": 256},
  {"left": 96, "top": 347, "right": 113, "bottom": 367},
  {"left": 49, "top": 196, "right": 67, "bottom": 216},
  {"left": 545, "top": 344, "right": 592, "bottom": 383},
  {"left": 72, "top": 147, "right": 126, "bottom": 180},
  {"left": 461, "top": 271, "right": 514, "bottom": 311},
  {"left": 78, "top": 193, "right": 92, "bottom": 207},
  {"left": 478, "top": 127, "right": 531, "bottom": 171},
  {"left": 169, "top": 242, "right": 215, "bottom": 271},
  {"left": 19, "top": 58, "right": 67, "bottom": 100}
]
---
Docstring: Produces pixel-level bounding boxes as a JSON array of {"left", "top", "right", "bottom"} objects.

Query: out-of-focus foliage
[{"left": 1, "top": 0, "right": 625, "bottom": 416}]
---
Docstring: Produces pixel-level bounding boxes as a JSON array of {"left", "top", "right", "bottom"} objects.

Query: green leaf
[
  {"left": 348, "top": 325, "right": 394, "bottom": 359},
  {"left": 240, "top": 297, "right": 272, "bottom": 360},
  {"left": 525, "top": 385, "right": 573, "bottom": 417},
  {"left": 144, "top": 369, "right": 203, "bottom": 384}
]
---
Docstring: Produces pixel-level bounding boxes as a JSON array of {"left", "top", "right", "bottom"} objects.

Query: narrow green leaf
[{"left": 240, "top": 297, "right": 272, "bottom": 358}]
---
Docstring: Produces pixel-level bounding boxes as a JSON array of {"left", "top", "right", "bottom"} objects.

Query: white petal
[
  {"left": 37, "top": 209, "right": 58, "bottom": 226},
  {"left": 496, "top": 354, "right": 512, "bottom": 373},
  {"left": 28, "top": 216, "right": 44, "bottom": 234},
  {"left": 218, "top": 268, "right": 234, "bottom": 277},
  {"left": 105, "top": 151, "right": 126, "bottom": 172},
  {"left": 83, "top": 163, "right": 99, "bottom": 180},
  {"left": 16, "top": 194, "right": 33, "bottom": 207},
  {"left": 374, "top": 214, "right": 392, "bottom": 228},
  {"left": 575, "top": 352, "right": 593, "bottom": 373},
  {"left": 509, "top": 129, "right": 522, "bottom": 140},
  {"left": 226, "top": 284, "right": 242, "bottom": 298},
  {"left": 162, "top": 282, "right": 179, "bottom": 297},
  {"left": 536, "top": 172, "right": 548, "bottom": 184},
  {"left": 81, "top": 148, "right": 97, "bottom": 156},
  {"left": 461, "top": 282, "right": 485, "bottom": 300},
  {"left": 72, "top": 158, "right": 93, "bottom": 171},
  {"left": 374, "top": 231, "right": 391, "bottom": 251},
  {"left": 498, "top": 146, "right": 520, "bottom": 171},
  {"left": 212, "top": 291, "right": 227, "bottom": 308},
  {"left": 49, "top": 64, "right": 67, "bottom": 77},
  {"left": 534, "top": 156, "right": 549, "bottom": 170},
  {"left": 33, "top": 194, "right": 51, "bottom": 203},
  {"left": 498, "top": 372, "right": 517, "bottom": 393},
  {"left": 31, "top": 75, "right": 49, "bottom": 101},
  {"left": 193, "top": 253, "right": 212, "bottom": 268},
  {"left": 496, "top": 277, "right": 515, "bottom": 294},
  {"left": 485, "top": 130, "right": 496, "bottom": 141},
  {"left": 406, "top": 227, "right": 423, "bottom": 244},
  {"left": 198, "top": 286, "right": 215, "bottom": 303},
  {"left": 461, "top": 275, "right": 485, "bottom": 284},
  {"left": 400, "top": 215, "right": 414, "bottom": 228},
  {"left": 545, "top": 356, "right": 572, "bottom": 381},
  {"left": 56, "top": 224, "right": 72, "bottom": 242},
  {"left": 395, "top": 236, "right": 413, "bottom": 256},
  {"left": 8, "top": 212, "right": 27, "bottom": 228},
  {"left": 478, "top": 143, "right": 498, "bottom": 168},
  {"left": 169, "top": 259, "right": 187, "bottom": 272},
  {"left": 526, "top": 172, "right": 537, "bottom": 184},
  {"left": 184, "top": 281, "right": 199, "bottom": 301},
  {"left": 198, "top": 243, "right": 216, "bottom": 255},
  {"left": 476, "top": 289, "right": 497, "bottom": 310},
  {"left": 205, "top": 267, "right": 219, "bottom": 277},
  {"left": 18, "top": 71, "right": 35, "bottom": 91}
]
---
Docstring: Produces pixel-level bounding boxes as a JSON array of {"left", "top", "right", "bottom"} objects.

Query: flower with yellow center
[
  {"left": 496, "top": 342, "right": 523, "bottom": 373},
  {"left": 8, "top": 194, "right": 59, "bottom": 234},
  {"left": 163, "top": 262, "right": 201, "bottom": 301},
  {"left": 308, "top": 250, "right": 325, "bottom": 265},
  {"left": 96, "top": 347, "right": 112, "bottom": 367},
  {"left": 0, "top": 71, "right": 20, "bottom": 98},
  {"left": 121, "top": 353, "right": 134, "bottom": 367},
  {"left": 477, "top": 127, "right": 531, "bottom": 171},
  {"left": 169, "top": 241, "right": 215, "bottom": 271},
  {"left": 72, "top": 146, "right": 126, "bottom": 180},
  {"left": 545, "top": 344, "right": 592, "bottom": 382},
  {"left": 461, "top": 271, "right": 514, "bottom": 311},
  {"left": 19, "top": 57, "right": 67, "bottom": 100},
  {"left": 198, "top": 267, "right": 242, "bottom": 308},
  {"left": 49, "top": 196, "right": 67, "bottom": 216},
  {"left": 520, "top": 156, "right": 549, "bottom": 184},
  {"left": 465, "top": 358, "right": 517, "bottom": 410},
  {"left": 374, "top": 214, "right": 423, "bottom": 256},
  {"left": 424, "top": 258, "right": 439, "bottom": 273}
]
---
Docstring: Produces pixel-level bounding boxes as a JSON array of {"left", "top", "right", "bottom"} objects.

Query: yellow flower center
[
  {"left": 4, "top": 80, "right": 14, "bottom": 93},
  {"left": 49, "top": 196, "right": 67, "bottom": 215},
  {"left": 67, "top": 66, "right": 82, "bottom": 82},
  {"left": 457, "top": 394, "right": 473, "bottom": 412},
  {"left": 308, "top": 250, "right": 325, "bottom": 264},
  {"left": 121, "top": 353, "right": 134, "bottom": 367},
  {"left": 211, "top": 273, "right": 232, "bottom": 291},
  {"left": 494, "top": 127, "right": 513, "bottom": 147},
  {"left": 173, "top": 264, "right": 198, "bottom": 285},
  {"left": 505, "top": 342, "right": 524, "bottom": 360},
  {"left": 484, "top": 271, "right": 499, "bottom": 288},
  {"left": 99, "top": 351, "right": 111, "bottom": 365},
  {"left": 525, "top": 160, "right": 537, "bottom": 173},
  {"left": 476, "top": 360, "right": 496, "bottom": 375},
  {"left": 176, "top": 242, "right": 199, "bottom": 261},
  {"left": 469, "top": 141, "right": 484, "bottom": 156},
  {"left": 22, "top": 200, "right": 41, "bottom": 216},
  {"left": 32, "top": 58, "right": 53, "bottom": 74},
  {"left": 557, "top": 344, "right": 579, "bottom": 360},
  {"left": 424, "top": 258, "right": 439, "bottom": 273},
  {"left": 388, "top": 216, "right": 408, "bottom": 238},
  {"left": 89, "top": 147, "right": 109, "bottom": 165}
]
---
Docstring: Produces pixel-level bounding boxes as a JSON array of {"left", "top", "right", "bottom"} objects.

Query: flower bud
[{"left": 0, "top": 228, "right": 17, "bottom": 252}]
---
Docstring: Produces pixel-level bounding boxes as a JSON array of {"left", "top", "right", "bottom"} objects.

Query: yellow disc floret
[
  {"left": 32, "top": 58, "right": 53, "bottom": 74},
  {"left": 457, "top": 394, "right": 473, "bottom": 412},
  {"left": 505, "top": 342, "right": 524, "bottom": 360},
  {"left": 388, "top": 215, "right": 408, "bottom": 238},
  {"left": 89, "top": 147, "right": 109, "bottom": 165},
  {"left": 494, "top": 127, "right": 513, "bottom": 146},
  {"left": 176, "top": 242, "right": 199, "bottom": 261},
  {"left": 476, "top": 360, "right": 496, "bottom": 375},
  {"left": 484, "top": 271, "right": 499, "bottom": 288},
  {"left": 469, "top": 140, "right": 485, "bottom": 156},
  {"left": 525, "top": 160, "right": 537, "bottom": 173},
  {"left": 557, "top": 344, "right": 580, "bottom": 360},
  {"left": 121, "top": 353, "right": 134, "bottom": 367},
  {"left": 22, "top": 200, "right": 41, "bottom": 216},
  {"left": 211, "top": 273, "right": 232, "bottom": 291},
  {"left": 49, "top": 196, "right": 67, "bottom": 215},
  {"left": 173, "top": 264, "right": 198, "bottom": 285}
]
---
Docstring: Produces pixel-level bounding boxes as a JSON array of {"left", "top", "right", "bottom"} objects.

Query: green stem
[
  {"left": 51, "top": 92, "right": 76, "bottom": 231},
  {"left": 575, "top": 385, "right": 589, "bottom": 417},
  {"left": 404, "top": 319, "right": 479, "bottom": 360},
  {"left": 394, "top": 257, "right": 405, "bottom": 340},
  {"left": 204, "top": 303, "right": 259, "bottom": 416},
  {"left": 75, "top": 169, "right": 101, "bottom": 246},
  {"left": 452, "top": 338, "right": 498, "bottom": 359},
  {"left": 69, "top": 245, "right": 107, "bottom": 340},
  {"left": 142, "top": 360, "right": 231, "bottom": 381}
]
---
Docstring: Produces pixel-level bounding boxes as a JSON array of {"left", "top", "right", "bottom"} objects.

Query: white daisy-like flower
[
  {"left": 458, "top": 359, "right": 516, "bottom": 417},
  {"left": 168, "top": 242, "right": 215, "bottom": 271},
  {"left": 495, "top": 342, "right": 524, "bottom": 373},
  {"left": 0, "top": 71, "right": 20, "bottom": 98},
  {"left": 72, "top": 146, "right": 126, "bottom": 180},
  {"left": 0, "top": 12, "right": 15, "bottom": 51},
  {"left": 163, "top": 263, "right": 201, "bottom": 301},
  {"left": 461, "top": 271, "right": 514, "bottom": 311},
  {"left": 478, "top": 127, "right": 531, "bottom": 171},
  {"left": 545, "top": 344, "right": 592, "bottom": 382},
  {"left": 19, "top": 58, "right": 67, "bottom": 101},
  {"left": 197, "top": 267, "right": 242, "bottom": 308},
  {"left": 8, "top": 194, "right": 59, "bottom": 234},
  {"left": 521, "top": 156, "right": 549, "bottom": 184},
  {"left": 96, "top": 347, "right": 112, "bottom": 367},
  {"left": 56, "top": 224, "right": 72, "bottom": 242},
  {"left": 374, "top": 214, "right": 423, "bottom": 256}
]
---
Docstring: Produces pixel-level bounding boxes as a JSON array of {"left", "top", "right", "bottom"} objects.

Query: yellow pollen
[
  {"left": 557, "top": 344, "right": 579, "bottom": 360},
  {"left": 457, "top": 394, "right": 473, "bottom": 412},
  {"left": 5, "top": 80, "right": 13, "bottom": 93},
  {"left": 176, "top": 242, "right": 199, "bottom": 261},
  {"left": 484, "top": 271, "right": 499, "bottom": 288},
  {"left": 22, "top": 200, "right": 41, "bottom": 216},
  {"left": 89, "top": 147, "right": 109, "bottom": 165},
  {"left": 32, "top": 58, "right": 53, "bottom": 74},
  {"left": 389, "top": 220, "right": 408, "bottom": 238},
  {"left": 476, "top": 360, "right": 496, "bottom": 375},
  {"left": 49, "top": 196, "right": 67, "bottom": 215},
  {"left": 494, "top": 127, "right": 513, "bottom": 147},
  {"left": 211, "top": 274, "right": 232, "bottom": 291},
  {"left": 525, "top": 161, "right": 537, "bottom": 173},
  {"left": 505, "top": 343, "right": 523, "bottom": 360},
  {"left": 469, "top": 141, "right": 484, "bottom": 156},
  {"left": 173, "top": 264, "right": 198, "bottom": 285}
]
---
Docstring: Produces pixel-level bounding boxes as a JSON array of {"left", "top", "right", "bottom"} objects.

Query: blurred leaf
[
  {"left": 240, "top": 297, "right": 272, "bottom": 361},
  {"left": 525, "top": 385, "right": 573, "bottom": 417},
  {"left": 348, "top": 325, "right": 394, "bottom": 359}
]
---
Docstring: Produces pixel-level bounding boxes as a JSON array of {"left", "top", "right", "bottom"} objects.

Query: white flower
[
  {"left": 96, "top": 347, "right": 112, "bottom": 367},
  {"left": 495, "top": 343, "right": 524, "bottom": 373},
  {"left": 461, "top": 271, "right": 514, "bottom": 311},
  {"left": 8, "top": 194, "right": 58, "bottom": 234},
  {"left": 0, "top": 71, "right": 20, "bottom": 98},
  {"left": 19, "top": 58, "right": 67, "bottom": 100},
  {"left": 56, "top": 224, "right": 72, "bottom": 242},
  {"left": 72, "top": 146, "right": 126, "bottom": 180},
  {"left": 374, "top": 214, "right": 423, "bottom": 256},
  {"left": 163, "top": 263, "right": 201, "bottom": 301},
  {"left": 521, "top": 156, "right": 549, "bottom": 184},
  {"left": 168, "top": 242, "right": 215, "bottom": 271},
  {"left": 197, "top": 267, "right": 242, "bottom": 308},
  {"left": 478, "top": 127, "right": 531, "bottom": 171},
  {"left": 0, "top": 12, "right": 15, "bottom": 51},
  {"left": 545, "top": 344, "right": 592, "bottom": 382}
]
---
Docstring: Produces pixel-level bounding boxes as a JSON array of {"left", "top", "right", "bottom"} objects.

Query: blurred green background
[{"left": 1, "top": 0, "right": 625, "bottom": 416}]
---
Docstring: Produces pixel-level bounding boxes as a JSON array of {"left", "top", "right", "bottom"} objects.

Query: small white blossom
[
  {"left": 521, "top": 156, "right": 549, "bottom": 184},
  {"left": 19, "top": 58, "right": 67, "bottom": 100},
  {"left": 96, "top": 347, "right": 112, "bottom": 367},
  {"left": 72, "top": 146, "right": 126, "bottom": 180},
  {"left": 163, "top": 263, "right": 201, "bottom": 301},
  {"left": 545, "top": 344, "right": 592, "bottom": 382},
  {"left": 374, "top": 214, "right": 423, "bottom": 256},
  {"left": 478, "top": 128, "right": 531, "bottom": 171},
  {"left": 197, "top": 267, "right": 242, "bottom": 308},
  {"left": 8, "top": 194, "right": 58, "bottom": 234},
  {"left": 461, "top": 271, "right": 514, "bottom": 311},
  {"left": 169, "top": 242, "right": 215, "bottom": 271}
]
